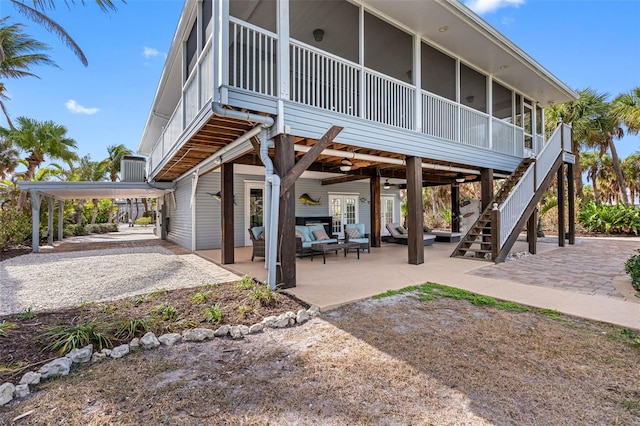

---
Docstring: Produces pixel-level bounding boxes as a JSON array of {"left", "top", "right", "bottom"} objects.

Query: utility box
[{"left": 121, "top": 156, "right": 146, "bottom": 182}]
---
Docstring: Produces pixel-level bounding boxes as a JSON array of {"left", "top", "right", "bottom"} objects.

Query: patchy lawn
[{"left": 1, "top": 283, "right": 639, "bottom": 425}]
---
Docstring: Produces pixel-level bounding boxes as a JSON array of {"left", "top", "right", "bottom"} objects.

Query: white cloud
[
  {"left": 65, "top": 99, "right": 99, "bottom": 115},
  {"left": 142, "top": 46, "right": 162, "bottom": 59},
  {"left": 465, "top": 0, "right": 525, "bottom": 14}
]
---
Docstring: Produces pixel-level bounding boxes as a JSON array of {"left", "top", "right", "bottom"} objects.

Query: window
[
  {"left": 364, "top": 12, "right": 412, "bottom": 83},
  {"left": 535, "top": 104, "right": 543, "bottom": 135},
  {"left": 329, "top": 194, "right": 359, "bottom": 239},
  {"left": 202, "top": 0, "right": 212, "bottom": 42},
  {"left": 460, "top": 64, "right": 487, "bottom": 113},
  {"left": 492, "top": 81, "right": 512, "bottom": 121},
  {"left": 185, "top": 21, "right": 198, "bottom": 81},
  {"left": 421, "top": 42, "right": 456, "bottom": 101}
]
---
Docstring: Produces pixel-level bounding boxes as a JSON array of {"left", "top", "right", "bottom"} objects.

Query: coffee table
[{"left": 310, "top": 241, "right": 360, "bottom": 264}]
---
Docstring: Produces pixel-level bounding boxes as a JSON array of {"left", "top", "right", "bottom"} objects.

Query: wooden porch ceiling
[{"left": 155, "top": 115, "right": 501, "bottom": 186}]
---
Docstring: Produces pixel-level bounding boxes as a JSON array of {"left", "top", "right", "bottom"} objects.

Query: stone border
[{"left": 0, "top": 306, "right": 320, "bottom": 407}]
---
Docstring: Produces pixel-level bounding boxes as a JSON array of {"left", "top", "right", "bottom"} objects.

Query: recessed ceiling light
[
  {"left": 499, "top": 65, "right": 508, "bottom": 70},
  {"left": 438, "top": 26, "right": 449, "bottom": 33}
]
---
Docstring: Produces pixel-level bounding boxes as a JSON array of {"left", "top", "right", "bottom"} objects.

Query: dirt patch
[{"left": 1, "top": 293, "right": 638, "bottom": 425}]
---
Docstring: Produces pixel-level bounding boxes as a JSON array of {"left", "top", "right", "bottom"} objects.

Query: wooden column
[
  {"left": 221, "top": 162, "right": 235, "bottom": 264},
  {"left": 567, "top": 162, "right": 575, "bottom": 245},
  {"left": 406, "top": 156, "right": 424, "bottom": 265},
  {"left": 274, "top": 134, "right": 296, "bottom": 288},
  {"left": 527, "top": 208, "right": 537, "bottom": 255},
  {"left": 370, "top": 168, "right": 381, "bottom": 247},
  {"left": 451, "top": 183, "right": 460, "bottom": 232},
  {"left": 480, "top": 168, "right": 494, "bottom": 211},
  {"left": 557, "top": 164, "right": 565, "bottom": 247}
]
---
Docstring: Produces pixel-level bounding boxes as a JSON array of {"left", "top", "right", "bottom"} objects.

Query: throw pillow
[
  {"left": 312, "top": 229, "right": 330, "bottom": 241},
  {"left": 295, "top": 230, "right": 305, "bottom": 242},
  {"left": 396, "top": 226, "right": 407, "bottom": 235},
  {"left": 258, "top": 232, "right": 265, "bottom": 240},
  {"left": 346, "top": 228, "right": 360, "bottom": 239}
]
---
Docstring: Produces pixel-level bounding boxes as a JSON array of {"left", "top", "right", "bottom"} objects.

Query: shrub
[
  {"left": 114, "top": 317, "right": 151, "bottom": 340},
  {"left": 150, "top": 303, "right": 179, "bottom": 322},
  {"left": 235, "top": 274, "right": 255, "bottom": 290},
  {"left": 85, "top": 223, "right": 118, "bottom": 234},
  {"left": 248, "top": 284, "right": 275, "bottom": 307},
  {"left": 0, "top": 321, "right": 18, "bottom": 337},
  {"left": 578, "top": 202, "right": 640, "bottom": 235},
  {"left": 134, "top": 216, "right": 152, "bottom": 226},
  {"left": 64, "top": 224, "right": 88, "bottom": 237},
  {"left": 0, "top": 206, "right": 31, "bottom": 251},
  {"left": 39, "top": 318, "right": 113, "bottom": 354},
  {"left": 624, "top": 249, "right": 640, "bottom": 292},
  {"left": 189, "top": 290, "right": 213, "bottom": 304},
  {"left": 204, "top": 304, "right": 223, "bottom": 324}
]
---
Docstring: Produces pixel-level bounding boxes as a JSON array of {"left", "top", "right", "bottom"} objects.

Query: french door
[
  {"left": 244, "top": 182, "right": 264, "bottom": 246},
  {"left": 328, "top": 193, "right": 358, "bottom": 239},
  {"left": 381, "top": 196, "right": 396, "bottom": 235}
]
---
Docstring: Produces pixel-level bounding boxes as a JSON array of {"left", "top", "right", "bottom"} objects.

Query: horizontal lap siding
[
  {"left": 167, "top": 178, "right": 193, "bottom": 250},
  {"left": 226, "top": 89, "right": 279, "bottom": 115}
]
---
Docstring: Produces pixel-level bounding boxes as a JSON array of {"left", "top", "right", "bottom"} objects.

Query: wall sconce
[
  {"left": 455, "top": 174, "right": 466, "bottom": 183},
  {"left": 465, "top": 95, "right": 474, "bottom": 103},
  {"left": 313, "top": 28, "right": 324, "bottom": 42},
  {"left": 383, "top": 179, "right": 391, "bottom": 190},
  {"left": 339, "top": 158, "right": 352, "bottom": 172}
]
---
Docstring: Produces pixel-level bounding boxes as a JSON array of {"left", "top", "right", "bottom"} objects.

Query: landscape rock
[
  {"left": 261, "top": 316, "right": 278, "bottom": 327},
  {"left": 14, "top": 384, "right": 30, "bottom": 399},
  {"left": 284, "top": 311, "right": 297, "bottom": 326},
  {"left": 109, "top": 344, "right": 130, "bottom": 359},
  {"left": 65, "top": 344, "right": 93, "bottom": 364},
  {"left": 0, "top": 382, "right": 15, "bottom": 406},
  {"left": 183, "top": 328, "right": 216, "bottom": 342},
  {"left": 263, "top": 315, "right": 289, "bottom": 328},
  {"left": 39, "top": 357, "right": 73, "bottom": 379},
  {"left": 214, "top": 325, "right": 231, "bottom": 337},
  {"left": 296, "top": 309, "right": 310, "bottom": 324},
  {"left": 91, "top": 352, "right": 108, "bottom": 363},
  {"left": 140, "top": 332, "right": 161, "bottom": 350},
  {"left": 129, "top": 338, "right": 140, "bottom": 351},
  {"left": 248, "top": 323, "right": 263, "bottom": 334},
  {"left": 307, "top": 305, "right": 321, "bottom": 317},
  {"left": 158, "top": 333, "right": 182, "bottom": 346},
  {"left": 229, "top": 326, "right": 244, "bottom": 340},
  {"left": 19, "top": 371, "right": 41, "bottom": 386},
  {"left": 100, "top": 348, "right": 112, "bottom": 356},
  {"left": 238, "top": 325, "right": 250, "bottom": 335}
]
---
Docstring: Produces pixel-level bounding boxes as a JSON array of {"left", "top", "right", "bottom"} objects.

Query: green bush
[
  {"left": 39, "top": 318, "right": 113, "bottom": 354},
  {"left": 0, "top": 206, "right": 31, "bottom": 251},
  {"left": 64, "top": 224, "right": 88, "bottom": 237},
  {"left": 624, "top": 249, "right": 640, "bottom": 292},
  {"left": 578, "top": 202, "right": 640, "bottom": 235},
  {"left": 85, "top": 223, "right": 118, "bottom": 234},
  {"left": 134, "top": 216, "right": 152, "bottom": 226}
]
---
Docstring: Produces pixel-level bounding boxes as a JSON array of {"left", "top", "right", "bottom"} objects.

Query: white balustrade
[
  {"left": 229, "top": 19, "right": 277, "bottom": 97},
  {"left": 459, "top": 106, "right": 489, "bottom": 149},
  {"left": 184, "top": 74, "right": 198, "bottom": 125},
  {"left": 364, "top": 70, "right": 415, "bottom": 130},
  {"left": 535, "top": 124, "right": 563, "bottom": 190},
  {"left": 492, "top": 119, "right": 516, "bottom": 155},
  {"left": 422, "top": 92, "right": 458, "bottom": 141},
  {"left": 199, "top": 40, "right": 213, "bottom": 105},
  {"left": 498, "top": 167, "right": 535, "bottom": 247}
]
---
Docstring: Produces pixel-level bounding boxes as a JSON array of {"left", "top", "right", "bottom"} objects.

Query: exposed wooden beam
[
  {"left": 321, "top": 174, "right": 369, "bottom": 186},
  {"left": 280, "top": 126, "right": 343, "bottom": 195}
]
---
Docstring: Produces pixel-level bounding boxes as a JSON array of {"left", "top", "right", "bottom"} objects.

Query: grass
[
  {"left": 235, "top": 274, "right": 256, "bottom": 291},
  {"left": 150, "top": 303, "right": 179, "bottom": 322},
  {"left": 374, "top": 282, "right": 530, "bottom": 312},
  {"left": 113, "top": 317, "right": 151, "bottom": 340},
  {"left": 189, "top": 290, "right": 214, "bottom": 304},
  {"left": 204, "top": 304, "right": 223, "bottom": 324},
  {"left": 39, "top": 318, "right": 113, "bottom": 354},
  {"left": 17, "top": 307, "right": 36, "bottom": 321},
  {"left": 0, "top": 320, "right": 18, "bottom": 337},
  {"left": 539, "top": 308, "right": 563, "bottom": 320}
]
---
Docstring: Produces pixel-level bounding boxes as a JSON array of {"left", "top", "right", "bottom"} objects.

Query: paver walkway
[{"left": 471, "top": 237, "right": 639, "bottom": 302}]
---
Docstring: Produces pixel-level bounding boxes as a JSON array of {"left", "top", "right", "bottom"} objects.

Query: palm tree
[
  {"left": 0, "top": 18, "right": 57, "bottom": 128},
  {"left": 3, "top": 117, "right": 78, "bottom": 209},
  {"left": 613, "top": 87, "right": 640, "bottom": 135},
  {"left": 580, "top": 151, "right": 603, "bottom": 203},
  {"left": 105, "top": 143, "right": 132, "bottom": 222},
  {"left": 0, "top": 131, "right": 19, "bottom": 179},
  {"left": 8, "top": 0, "right": 120, "bottom": 67},
  {"left": 76, "top": 154, "right": 108, "bottom": 224},
  {"left": 622, "top": 152, "right": 640, "bottom": 204}
]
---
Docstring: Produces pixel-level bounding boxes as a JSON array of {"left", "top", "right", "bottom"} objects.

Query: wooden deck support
[
  {"left": 274, "top": 134, "right": 296, "bottom": 288},
  {"left": 451, "top": 183, "right": 460, "bottom": 233},
  {"left": 557, "top": 164, "right": 565, "bottom": 247},
  {"left": 567, "top": 162, "right": 575, "bottom": 245},
  {"left": 527, "top": 208, "right": 537, "bottom": 255},
  {"left": 480, "top": 168, "right": 494, "bottom": 211},
  {"left": 406, "top": 156, "right": 424, "bottom": 265},
  {"left": 221, "top": 162, "right": 234, "bottom": 264},
  {"left": 370, "top": 168, "right": 381, "bottom": 248}
]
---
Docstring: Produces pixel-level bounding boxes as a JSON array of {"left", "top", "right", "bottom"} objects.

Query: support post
[
  {"left": 161, "top": 198, "right": 168, "bottom": 240},
  {"left": 451, "top": 183, "right": 460, "bottom": 233},
  {"left": 406, "top": 156, "right": 424, "bottom": 265},
  {"left": 557, "top": 164, "right": 565, "bottom": 247},
  {"left": 527, "top": 208, "right": 537, "bottom": 255},
  {"left": 490, "top": 203, "right": 500, "bottom": 261},
  {"left": 57, "top": 200, "right": 64, "bottom": 242},
  {"left": 47, "top": 197, "right": 54, "bottom": 246},
  {"left": 370, "top": 168, "right": 381, "bottom": 248},
  {"left": 30, "top": 191, "right": 41, "bottom": 253},
  {"left": 274, "top": 134, "right": 296, "bottom": 288},
  {"left": 567, "top": 162, "right": 575, "bottom": 245},
  {"left": 480, "top": 168, "right": 494, "bottom": 211},
  {"left": 221, "top": 162, "right": 235, "bottom": 264}
]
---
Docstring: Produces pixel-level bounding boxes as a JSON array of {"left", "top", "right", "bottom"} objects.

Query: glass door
[
  {"left": 245, "top": 182, "right": 264, "bottom": 246},
  {"left": 381, "top": 196, "right": 396, "bottom": 235},
  {"left": 329, "top": 193, "right": 358, "bottom": 239}
]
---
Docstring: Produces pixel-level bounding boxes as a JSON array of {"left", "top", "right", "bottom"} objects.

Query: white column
[
  {"left": 487, "top": 75, "right": 493, "bottom": 150},
  {"left": 30, "top": 191, "right": 41, "bottom": 253},
  {"left": 57, "top": 200, "right": 64, "bottom": 242},
  {"left": 358, "top": 7, "right": 365, "bottom": 119},
  {"left": 277, "top": 0, "right": 290, "bottom": 100},
  {"left": 413, "top": 34, "right": 422, "bottom": 133},
  {"left": 47, "top": 196, "right": 54, "bottom": 246}
]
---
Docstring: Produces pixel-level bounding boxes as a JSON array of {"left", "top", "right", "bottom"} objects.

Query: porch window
[
  {"left": 421, "top": 42, "right": 456, "bottom": 101},
  {"left": 185, "top": 21, "right": 198, "bottom": 81},
  {"left": 290, "top": 0, "right": 359, "bottom": 63},
  {"left": 230, "top": 0, "right": 276, "bottom": 33},
  {"left": 364, "top": 12, "right": 412, "bottom": 84},
  {"left": 492, "top": 81, "right": 512, "bottom": 121},
  {"left": 460, "top": 64, "right": 487, "bottom": 113},
  {"left": 202, "top": 0, "right": 213, "bottom": 42}
]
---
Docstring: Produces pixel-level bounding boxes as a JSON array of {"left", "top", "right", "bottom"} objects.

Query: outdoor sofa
[
  {"left": 295, "top": 224, "right": 338, "bottom": 258},
  {"left": 383, "top": 223, "right": 435, "bottom": 246}
]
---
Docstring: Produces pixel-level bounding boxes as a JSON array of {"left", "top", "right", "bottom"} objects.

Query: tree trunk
[
  {"left": 572, "top": 146, "right": 584, "bottom": 200},
  {"left": 608, "top": 135, "right": 629, "bottom": 204},
  {"left": 591, "top": 170, "right": 599, "bottom": 202},
  {"left": 76, "top": 200, "right": 84, "bottom": 225},
  {"left": 91, "top": 198, "right": 99, "bottom": 224},
  {"left": 17, "top": 161, "right": 38, "bottom": 211},
  {"left": 108, "top": 199, "right": 115, "bottom": 223}
]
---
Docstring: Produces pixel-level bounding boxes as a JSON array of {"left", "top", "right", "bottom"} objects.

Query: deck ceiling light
[
  {"left": 383, "top": 179, "right": 391, "bottom": 190},
  {"left": 438, "top": 26, "right": 449, "bottom": 33},
  {"left": 455, "top": 174, "right": 466, "bottom": 183},
  {"left": 313, "top": 28, "right": 324, "bottom": 42},
  {"left": 499, "top": 65, "right": 508, "bottom": 70},
  {"left": 340, "top": 158, "right": 352, "bottom": 172}
]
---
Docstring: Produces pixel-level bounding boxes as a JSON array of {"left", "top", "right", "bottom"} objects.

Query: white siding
[{"left": 166, "top": 177, "right": 193, "bottom": 250}]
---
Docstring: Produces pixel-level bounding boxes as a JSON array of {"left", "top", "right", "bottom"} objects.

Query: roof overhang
[{"left": 17, "top": 181, "right": 175, "bottom": 201}]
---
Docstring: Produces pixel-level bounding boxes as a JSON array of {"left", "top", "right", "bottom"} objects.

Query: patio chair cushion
[
  {"left": 295, "top": 225, "right": 314, "bottom": 242},
  {"left": 345, "top": 228, "right": 360, "bottom": 239},
  {"left": 396, "top": 226, "right": 407, "bottom": 235},
  {"left": 250, "top": 226, "right": 264, "bottom": 240},
  {"left": 307, "top": 224, "right": 326, "bottom": 241},
  {"left": 345, "top": 223, "right": 365, "bottom": 237},
  {"left": 295, "top": 230, "right": 306, "bottom": 242},
  {"left": 347, "top": 237, "right": 369, "bottom": 244},
  {"left": 312, "top": 228, "right": 331, "bottom": 241}
]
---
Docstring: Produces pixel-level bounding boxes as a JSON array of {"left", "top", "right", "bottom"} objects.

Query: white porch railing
[
  {"left": 229, "top": 18, "right": 277, "bottom": 97},
  {"left": 364, "top": 69, "right": 415, "bottom": 130},
  {"left": 498, "top": 124, "right": 567, "bottom": 247},
  {"left": 422, "top": 91, "right": 457, "bottom": 140},
  {"left": 199, "top": 40, "right": 213, "bottom": 106},
  {"left": 290, "top": 41, "right": 360, "bottom": 117},
  {"left": 460, "top": 105, "right": 489, "bottom": 149}
]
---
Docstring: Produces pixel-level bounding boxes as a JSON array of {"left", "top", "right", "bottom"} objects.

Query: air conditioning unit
[{"left": 121, "top": 156, "right": 147, "bottom": 182}]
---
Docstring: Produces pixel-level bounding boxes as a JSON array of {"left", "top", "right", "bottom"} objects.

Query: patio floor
[{"left": 197, "top": 237, "right": 640, "bottom": 330}]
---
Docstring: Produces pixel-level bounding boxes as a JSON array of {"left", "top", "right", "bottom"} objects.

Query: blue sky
[{"left": 1, "top": 0, "right": 639, "bottom": 165}]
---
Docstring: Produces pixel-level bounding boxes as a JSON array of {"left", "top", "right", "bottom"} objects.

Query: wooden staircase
[{"left": 451, "top": 157, "right": 535, "bottom": 260}]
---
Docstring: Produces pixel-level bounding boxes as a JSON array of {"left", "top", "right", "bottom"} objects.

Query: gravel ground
[{"left": 0, "top": 246, "right": 240, "bottom": 316}]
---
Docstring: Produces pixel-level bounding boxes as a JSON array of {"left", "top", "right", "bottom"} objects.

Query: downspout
[{"left": 211, "top": 101, "right": 277, "bottom": 289}]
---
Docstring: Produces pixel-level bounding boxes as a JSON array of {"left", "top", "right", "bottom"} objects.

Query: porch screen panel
[
  {"left": 364, "top": 12, "right": 412, "bottom": 84},
  {"left": 230, "top": 0, "right": 276, "bottom": 33},
  {"left": 460, "top": 64, "right": 487, "bottom": 113},
  {"left": 421, "top": 42, "right": 455, "bottom": 101}
]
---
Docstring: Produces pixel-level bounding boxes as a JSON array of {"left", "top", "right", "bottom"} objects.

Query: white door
[
  {"left": 381, "top": 196, "right": 396, "bottom": 236},
  {"left": 244, "top": 182, "right": 264, "bottom": 246},
  {"left": 329, "top": 193, "right": 358, "bottom": 239}
]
